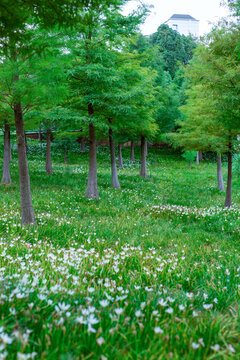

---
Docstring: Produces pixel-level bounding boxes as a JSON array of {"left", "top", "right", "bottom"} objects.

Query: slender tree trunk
[
  {"left": 140, "top": 135, "right": 147, "bottom": 178},
  {"left": 109, "top": 128, "right": 120, "bottom": 189},
  {"left": 25, "top": 133, "right": 29, "bottom": 153},
  {"left": 217, "top": 155, "right": 224, "bottom": 191},
  {"left": 130, "top": 141, "right": 135, "bottom": 162},
  {"left": 86, "top": 112, "right": 99, "bottom": 199},
  {"left": 196, "top": 151, "right": 200, "bottom": 165},
  {"left": 9, "top": 130, "right": 12, "bottom": 161},
  {"left": 80, "top": 138, "right": 85, "bottom": 152},
  {"left": 199, "top": 150, "right": 203, "bottom": 161},
  {"left": 224, "top": 145, "right": 232, "bottom": 208},
  {"left": 1, "top": 121, "right": 11, "bottom": 184},
  {"left": 14, "top": 102, "right": 35, "bottom": 225},
  {"left": 46, "top": 128, "right": 52, "bottom": 174},
  {"left": 118, "top": 144, "right": 123, "bottom": 168}
]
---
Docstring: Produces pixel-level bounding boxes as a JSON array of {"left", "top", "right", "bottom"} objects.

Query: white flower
[
  {"left": 87, "top": 287, "right": 95, "bottom": 293},
  {"left": 225, "top": 269, "right": 230, "bottom": 276},
  {"left": 165, "top": 307, "right": 173, "bottom": 314},
  {"left": 135, "top": 310, "right": 143, "bottom": 317},
  {"left": 96, "top": 337, "right": 105, "bottom": 346},
  {"left": 192, "top": 342, "right": 200, "bottom": 349},
  {"left": 154, "top": 327, "right": 163, "bottom": 334},
  {"left": 203, "top": 303, "right": 213, "bottom": 310},
  {"left": 210, "top": 344, "right": 220, "bottom": 351},
  {"left": 99, "top": 300, "right": 109, "bottom": 308},
  {"left": 228, "top": 344, "right": 235, "bottom": 353},
  {"left": 179, "top": 305, "right": 185, "bottom": 311},
  {"left": 1, "top": 333, "right": 13, "bottom": 344},
  {"left": 114, "top": 308, "right": 124, "bottom": 316}
]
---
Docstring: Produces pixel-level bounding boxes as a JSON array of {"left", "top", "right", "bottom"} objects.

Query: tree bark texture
[
  {"left": 1, "top": 121, "right": 11, "bottom": 184},
  {"left": 140, "top": 136, "right": 147, "bottom": 178},
  {"left": 224, "top": 146, "right": 232, "bottom": 208},
  {"left": 196, "top": 151, "right": 200, "bottom": 165},
  {"left": 25, "top": 133, "right": 29, "bottom": 153},
  {"left": 130, "top": 141, "right": 135, "bottom": 162},
  {"left": 86, "top": 117, "right": 99, "bottom": 199},
  {"left": 80, "top": 137, "right": 85, "bottom": 152},
  {"left": 109, "top": 128, "right": 120, "bottom": 189},
  {"left": 217, "top": 155, "right": 224, "bottom": 191},
  {"left": 14, "top": 102, "right": 36, "bottom": 225},
  {"left": 118, "top": 144, "right": 123, "bottom": 168},
  {"left": 46, "top": 128, "right": 52, "bottom": 174}
]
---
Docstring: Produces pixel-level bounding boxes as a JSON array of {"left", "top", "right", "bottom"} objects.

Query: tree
[{"left": 0, "top": 1, "right": 89, "bottom": 225}]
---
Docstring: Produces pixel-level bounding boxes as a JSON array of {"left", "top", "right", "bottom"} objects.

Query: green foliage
[{"left": 182, "top": 150, "right": 197, "bottom": 162}]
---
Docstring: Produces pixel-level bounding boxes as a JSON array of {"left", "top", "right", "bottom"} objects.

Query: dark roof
[{"left": 167, "top": 14, "right": 198, "bottom": 21}]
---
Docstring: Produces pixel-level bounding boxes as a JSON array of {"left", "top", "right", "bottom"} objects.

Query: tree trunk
[
  {"left": 217, "top": 155, "right": 224, "bottom": 191},
  {"left": 199, "top": 150, "right": 203, "bottom": 161},
  {"left": 224, "top": 146, "right": 232, "bottom": 208},
  {"left": 1, "top": 121, "right": 11, "bottom": 184},
  {"left": 25, "top": 133, "right": 29, "bottom": 153},
  {"left": 9, "top": 130, "right": 12, "bottom": 161},
  {"left": 196, "top": 151, "right": 200, "bottom": 165},
  {"left": 14, "top": 102, "right": 36, "bottom": 225},
  {"left": 118, "top": 144, "right": 123, "bottom": 168},
  {"left": 130, "top": 141, "right": 135, "bottom": 162},
  {"left": 86, "top": 118, "right": 99, "bottom": 199},
  {"left": 46, "top": 128, "right": 52, "bottom": 174},
  {"left": 109, "top": 129, "right": 120, "bottom": 189},
  {"left": 80, "top": 137, "right": 85, "bottom": 152},
  {"left": 140, "top": 135, "right": 147, "bottom": 178}
]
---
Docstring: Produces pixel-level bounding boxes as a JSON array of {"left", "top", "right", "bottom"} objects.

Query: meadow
[{"left": 1, "top": 141, "right": 240, "bottom": 360}]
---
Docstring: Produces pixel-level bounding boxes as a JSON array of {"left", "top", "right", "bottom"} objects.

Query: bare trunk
[
  {"left": 199, "top": 150, "right": 203, "bottom": 161},
  {"left": 196, "top": 151, "right": 200, "bottom": 165},
  {"left": 1, "top": 121, "right": 11, "bottom": 184},
  {"left": 109, "top": 128, "right": 120, "bottom": 189},
  {"left": 14, "top": 102, "right": 35, "bottom": 225},
  {"left": 64, "top": 150, "right": 68, "bottom": 164},
  {"left": 80, "top": 138, "right": 85, "bottom": 152},
  {"left": 86, "top": 114, "right": 99, "bottom": 199},
  {"left": 118, "top": 145, "right": 123, "bottom": 168},
  {"left": 140, "top": 135, "right": 147, "bottom": 178},
  {"left": 46, "top": 129, "right": 52, "bottom": 174},
  {"left": 224, "top": 146, "right": 232, "bottom": 208},
  {"left": 130, "top": 141, "right": 135, "bottom": 162},
  {"left": 217, "top": 155, "right": 224, "bottom": 191},
  {"left": 25, "top": 133, "right": 29, "bottom": 153}
]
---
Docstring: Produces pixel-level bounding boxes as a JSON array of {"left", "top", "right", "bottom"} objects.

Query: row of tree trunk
[{"left": 2, "top": 118, "right": 233, "bottom": 226}]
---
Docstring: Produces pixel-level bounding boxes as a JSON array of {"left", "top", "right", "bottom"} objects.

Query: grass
[{"left": 1, "top": 141, "right": 240, "bottom": 360}]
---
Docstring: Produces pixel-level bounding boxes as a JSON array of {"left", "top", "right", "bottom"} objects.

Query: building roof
[{"left": 166, "top": 14, "right": 199, "bottom": 22}]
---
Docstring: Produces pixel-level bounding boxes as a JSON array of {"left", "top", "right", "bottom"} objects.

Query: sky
[{"left": 124, "top": 0, "right": 231, "bottom": 36}]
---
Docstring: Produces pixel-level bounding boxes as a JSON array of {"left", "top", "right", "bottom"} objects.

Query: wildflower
[
  {"left": 114, "top": 308, "right": 124, "bottom": 316},
  {"left": 165, "top": 307, "right": 173, "bottom": 314},
  {"left": 154, "top": 327, "right": 163, "bottom": 334},
  {"left": 210, "top": 344, "right": 220, "bottom": 351},
  {"left": 192, "top": 342, "right": 200, "bottom": 349},
  {"left": 99, "top": 300, "right": 109, "bottom": 308},
  {"left": 97, "top": 337, "right": 105, "bottom": 346}
]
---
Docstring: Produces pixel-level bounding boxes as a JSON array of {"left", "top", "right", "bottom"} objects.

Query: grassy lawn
[{"left": 1, "top": 142, "right": 240, "bottom": 359}]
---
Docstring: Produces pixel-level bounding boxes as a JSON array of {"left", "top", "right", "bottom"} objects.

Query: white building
[{"left": 165, "top": 14, "right": 199, "bottom": 38}]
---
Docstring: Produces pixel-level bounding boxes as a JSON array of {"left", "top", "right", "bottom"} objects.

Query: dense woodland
[{"left": 1, "top": 1, "right": 240, "bottom": 359}]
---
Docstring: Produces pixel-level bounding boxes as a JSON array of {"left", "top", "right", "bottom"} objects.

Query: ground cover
[{"left": 1, "top": 142, "right": 240, "bottom": 359}]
